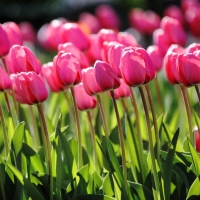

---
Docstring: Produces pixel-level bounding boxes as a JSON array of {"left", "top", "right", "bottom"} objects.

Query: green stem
[
  {"left": 195, "top": 85, "right": 200, "bottom": 102},
  {"left": 139, "top": 86, "right": 160, "bottom": 200},
  {"left": 110, "top": 90, "right": 128, "bottom": 194},
  {"left": 128, "top": 87, "right": 146, "bottom": 183},
  {"left": 87, "top": 111, "right": 99, "bottom": 172},
  {"left": 0, "top": 166, "right": 6, "bottom": 200},
  {"left": 145, "top": 84, "right": 161, "bottom": 169},
  {"left": 36, "top": 104, "right": 53, "bottom": 200},
  {"left": 97, "top": 95, "right": 109, "bottom": 138},
  {"left": 0, "top": 105, "right": 8, "bottom": 158},
  {"left": 180, "top": 85, "right": 193, "bottom": 144},
  {"left": 154, "top": 76, "right": 163, "bottom": 114},
  {"left": 70, "top": 87, "right": 83, "bottom": 169}
]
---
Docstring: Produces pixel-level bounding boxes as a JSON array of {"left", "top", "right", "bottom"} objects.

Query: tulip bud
[
  {"left": 117, "top": 32, "right": 138, "bottom": 47},
  {"left": 0, "top": 25, "right": 10, "bottom": 57},
  {"left": 0, "top": 67, "right": 12, "bottom": 91},
  {"left": 11, "top": 72, "right": 48, "bottom": 105},
  {"left": 42, "top": 62, "right": 65, "bottom": 92},
  {"left": 19, "top": 22, "right": 36, "bottom": 43},
  {"left": 194, "top": 126, "right": 200, "bottom": 153},
  {"left": 94, "top": 60, "right": 120, "bottom": 91},
  {"left": 53, "top": 52, "right": 82, "bottom": 87},
  {"left": 74, "top": 83, "right": 97, "bottom": 111},
  {"left": 81, "top": 67, "right": 103, "bottom": 96},
  {"left": 101, "top": 41, "right": 118, "bottom": 62}
]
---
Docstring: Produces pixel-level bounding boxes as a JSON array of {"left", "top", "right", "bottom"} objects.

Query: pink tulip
[
  {"left": 160, "top": 16, "right": 187, "bottom": 46},
  {"left": 101, "top": 41, "right": 118, "bottom": 62},
  {"left": 3, "top": 22, "right": 23, "bottom": 46},
  {"left": 120, "top": 47, "right": 156, "bottom": 87},
  {"left": 0, "top": 25, "right": 10, "bottom": 57},
  {"left": 112, "top": 78, "right": 130, "bottom": 100},
  {"left": 194, "top": 126, "right": 200, "bottom": 153},
  {"left": 11, "top": 72, "right": 48, "bottom": 105},
  {"left": 81, "top": 67, "right": 103, "bottom": 96},
  {"left": 147, "top": 45, "right": 164, "bottom": 72},
  {"left": 181, "top": 0, "right": 198, "bottom": 12},
  {"left": 53, "top": 52, "right": 82, "bottom": 87},
  {"left": 117, "top": 32, "right": 138, "bottom": 47},
  {"left": 19, "top": 22, "right": 36, "bottom": 43},
  {"left": 0, "top": 67, "right": 12, "bottom": 91},
  {"left": 94, "top": 60, "right": 120, "bottom": 91},
  {"left": 95, "top": 5, "right": 120, "bottom": 30},
  {"left": 61, "top": 23, "right": 90, "bottom": 50},
  {"left": 42, "top": 62, "right": 65, "bottom": 92},
  {"left": 108, "top": 43, "right": 126, "bottom": 77},
  {"left": 6, "top": 45, "right": 41, "bottom": 74},
  {"left": 58, "top": 42, "right": 89, "bottom": 69},
  {"left": 185, "top": 43, "right": 200, "bottom": 53},
  {"left": 74, "top": 83, "right": 97, "bottom": 111}
]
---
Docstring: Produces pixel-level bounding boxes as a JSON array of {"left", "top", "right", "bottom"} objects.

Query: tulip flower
[
  {"left": 0, "top": 25, "right": 10, "bottom": 58},
  {"left": 194, "top": 126, "right": 200, "bottom": 153},
  {"left": 117, "top": 32, "right": 138, "bottom": 47},
  {"left": 120, "top": 47, "right": 156, "bottom": 87},
  {"left": 53, "top": 52, "right": 81, "bottom": 87},
  {"left": 0, "top": 67, "right": 12, "bottom": 91},
  {"left": 58, "top": 42, "right": 89, "bottom": 69},
  {"left": 61, "top": 23, "right": 90, "bottom": 51},
  {"left": 81, "top": 67, "right": 103, "bottom": 96},
  {"left": 3, "top": 22, "right": 23, "bottom": 46},
  {"left": 185, "top": 43, "right": 200, "bottom": 53},
  {"left": 74, "top": 83, "right": 97, "bottom": 111},
  {"left": 112, "top": 78, "right": 130, "bottom": 100},
  {"left": 19, "top": 22, "right": 36, "bottom": 43},
  {"left": 42, "top": 62, "right": 65, "bottom": 92},
  {"left": 6, "top": 45, "right": 41, "bottom": 74},
  {"left": 181, "top": 0, "right": 198, "bottom": 13},
  {"left": 11, "top": 72, "right": 48, "bottom": 105},
  {"left": 94, "top": 60, "right": 120, "bottom": 91},
  {"left": 147, "top": 45, "right": 164, "bottom": 72}
]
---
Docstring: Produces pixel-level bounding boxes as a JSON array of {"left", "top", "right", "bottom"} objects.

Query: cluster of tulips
[{"left": 1, "top": 1, "right": 200, "bottom": 200}]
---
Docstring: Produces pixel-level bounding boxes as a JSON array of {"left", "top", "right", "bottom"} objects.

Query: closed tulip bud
[
  {"left": 147, "top": 45, "right": 164, "bottom": 72},
  {"left": 94, "top": 60, "right": 120, "bottom": 91},
  {"left": 177, "top": 53, "right": 200, "bottom": 87},
  {"left": 0, "top": 25, "right": 10, "bottom": 57},
  {"left": 194, "top": 126, "right": 200, "bottom": 153},
  {"left": 42, "top": 62, "right": 65, "bottom": 92},
  {"left": 19, "top": 22, "right": 36, "bottom": 43},
  {"left": 58, "top": 42, "right": 89, "bottom": 69},
  {"left": 61, "top": 23, "right": 90, "bottom": 50},
  {"left": 117, "top": 32, "right": 138, "bottom": 47},
  {"left": 3, "top": 22, "right": 23, "bottom": 46},
  {"left": 0, "top": 67, "right": 12, "bottom": 91},
  {"left": 108, "top": 43, "right": 126, "bottom": 77},
  {"left": 53, "top": 52, "right": 82, "bottom": 87},
  {"left": 112, "top": 78, "right": 130, "bottom": 100},
  {"left": 74, "top": 83, "right": 97, "bottom": 111},
  {"left": 120, "top": 47, "right": 156, "bottom": 87},
  {"left": 101, "top": 41, "right": 118, "bottom": 62},
  {"left": 7, "top": 45, "right": 41, "bottom": 74},
  {"left": 81, "top": 67, "right": 103, "bottom": 96},
  {"left": 11, "top": 72, "right": 48, "bottom": 105}
]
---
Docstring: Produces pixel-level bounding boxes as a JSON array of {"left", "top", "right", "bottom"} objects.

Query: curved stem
[
  {"left": 195, "top": 85, "right": 200, "bottom": 102},
  {"left": 145, "top": 84, "right": 161, "bottom": 169},
  {"left": 70, "top": 87, "right": 82, "bottom": 169},
  {"left": 37, "top": 104, "right": 53, "bottom": 200},
  {"left": 128, "top": 87, "right": 146, "bottom": 182},
  {"left": 154, "top": 76, "right": 163, "bottom": 114},
  {"left": 180, "top": 85, "right": 193, "bottom": 144},
  {"left": 0, "top": 105, "right": 8, "bottom": 158},
  {"left": 110, "top": 90, "right": 128, "bottom": 194},
  {"left": 97, "top": 95, "right": 109, "bottom": 138},
  {"left": 87, "top": 111, "right": 99, "bottom": 172},
  {"left": 139, "top": 86, "right": 160, "bottom": 200}
]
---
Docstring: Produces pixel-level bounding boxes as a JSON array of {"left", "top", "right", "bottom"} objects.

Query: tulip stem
[
  {"left": 36, "top": 104, "right": 53, "bottom": 200},
  {"left": 1, "top": 57, "right": 8, "bottom": 73},
  {"left": 110, "top": 90, "right": 128, "bottom": 194},
  {"left": 129, "top": 87, "right": 146, "bottom": 183},
  {"left": 180, "top": 85, "right": 193, "bottom": 144},
  {"left": 87, "top": 111, "right": 99, "bottom": 173},
  {"left": 0, "top": 105, "right": 8, "bottom": 158},
  {"left": 63, "top": 91, "right": 76, "bottom": 131},
  {"left": 139, "top": 86, "right": 160, "bottom": 200},
  {"left": 145, "top": 84, "right": 161, "bottom": 169},
  {"left": 195, "top": 85, "right": 200, "bottom": 103},
  {"left": 97, "top": 95, "right": 109, "bottom": 138},
  {"left": 154, "top": 76, "right": 163, "bottom": 114},
  {"left": 70, "top": 87, "right": 83, "bottom": 169}
]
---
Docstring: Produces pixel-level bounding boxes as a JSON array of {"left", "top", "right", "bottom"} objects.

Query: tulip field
[{"left": 1, "top": 1, "right": 200, "bottom": 200}]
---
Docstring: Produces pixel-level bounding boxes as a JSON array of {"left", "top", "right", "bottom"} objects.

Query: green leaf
[
  {"left": 103, "top": 173, "right": 114, "bottom": 197},
  {"left": 75, "top": 194, "right": 115, "bottom": 200},
  {"left": 5, "top": 161, "right": 45, "bottom": 200},
  {"left": 187, "top": 138, "right": 200, "bottom": 177},
  {"left": 77, "top": 164, "right": 89, "bottom": 194},
  {"left": 162, "top": 128, "right": 179, "bottom": 200},
  {"left": 12, "top": 122, "right": 25, "bottom": 157},
  {"left": 194, "top": 111, "right": 200, "bottom": 132},
  {"left": 186, "top": 177, "right": 200, "bottom": 199}
]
